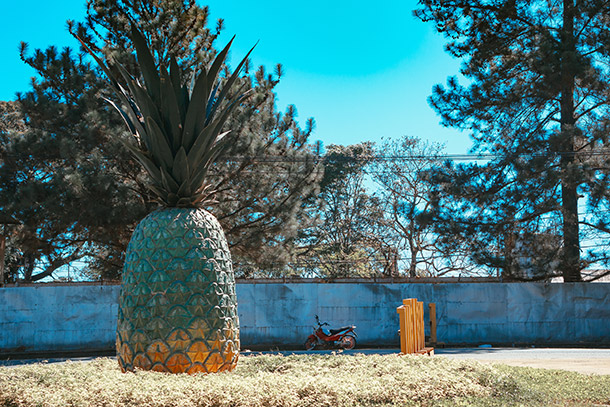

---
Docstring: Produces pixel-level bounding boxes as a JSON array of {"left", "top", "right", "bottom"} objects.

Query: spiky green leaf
[
  {"left": 200, "top": 139, "right": 228, "bottom": 172},
  {"left": 205, "top": 81, "right": 221, "bottom": 125},
  {"left": 76, "top": 23, "right": 255, "bottom": 208},
  {"left": 189, "top": 165, "right": 209, "bottom": 194},
  {"left": 148, "top": 184, "right": 168, "bottom": 205},
  {"left": 146, "top": 117, "right": 174, "bottom": 171},
  {"left": 159, "top": 69, "right": 182, "bottom": 152},
  {"left": 119, "top": 138, "right": 163, "bottom": 185},
  {"left": 131, "top": 25, "right": 161, "bottom": 104},
  {"left": 208, "top": 43, "right": 256, "bottom": 121},
  {"left": 71, "top": 30, "right": 124, "bottom": 97},
  {"left": 103, "top": 97, "right": 137, "bottom": 134},
  {"left": 131, "top": 81, "right": 163, "bottom": 131},
  {"left": 160, "top": 167, "right": 180, "bottom": 193},
  {"left": 206, "top": 37, "right": 235, "bottom": 98},
  {"left": 182, "top": 67, "right": 209, "bottom": 150},
  {"left": 177, "top": 177, "right": 192, "bottom": 199},
  {"left": 189, "top": 95, "right": 245, "bottom": 169},
  {"left": 172, "top": 147, "right": 190, "bottom": 185},
  {"left": 169, "top": 57, "right": 188, "bottom": 123}
]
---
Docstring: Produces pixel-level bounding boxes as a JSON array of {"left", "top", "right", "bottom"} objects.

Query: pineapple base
[{"left": 117, "top": 208, "right": 240, "bottom": 374}]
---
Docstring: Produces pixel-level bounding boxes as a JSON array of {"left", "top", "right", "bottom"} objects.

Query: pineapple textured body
[{"left": 117, "top": 208, "right": 239, "bottom": 373}]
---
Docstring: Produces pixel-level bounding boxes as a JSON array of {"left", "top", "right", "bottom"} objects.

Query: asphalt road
[
  {"left": 435, "top": 347, "right": 610, "bottom": 375},
  {"left": 2, "top": 348, "right": 609, "bottom": 375}
]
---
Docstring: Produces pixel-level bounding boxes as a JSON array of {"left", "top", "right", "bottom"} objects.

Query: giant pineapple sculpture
[{"left": 79, "top": 26, "right": 253, "bottom": 373}]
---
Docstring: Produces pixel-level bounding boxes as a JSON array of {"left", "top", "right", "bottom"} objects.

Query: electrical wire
[{"left": 4, "top": 149, "right": 610, "bottom": 163}]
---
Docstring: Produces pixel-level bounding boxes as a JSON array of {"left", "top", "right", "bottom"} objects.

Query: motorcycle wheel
[
  {"left": 340, "top": 335, "right": 356, "bottom": 350},
  {"left": 304, "top": 337, "right": 317, "bottom": 351}
]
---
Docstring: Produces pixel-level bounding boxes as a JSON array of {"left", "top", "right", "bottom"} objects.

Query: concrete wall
[
  {"left": 1, "top": 282, "right": 609, "bottom": 353},
  {"left": 1, "top": 284, "right": 118, "bottom": 353}
]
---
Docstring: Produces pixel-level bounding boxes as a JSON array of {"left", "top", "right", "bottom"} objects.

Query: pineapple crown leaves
[{"left": 72, "top": 24, "right": 255, "bottom": 208}]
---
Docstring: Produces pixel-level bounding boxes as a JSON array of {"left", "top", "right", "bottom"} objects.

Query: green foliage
[
  {"left": 0, "top": 0, "right": 321, "bottom": 282},
  {"left": 294, "top": 143, "right": 390, "bottom": 278},
  {"left": 0, "top": 89, "right": 146, "bottom": 281},
  {"left": 415, "top": 0, "right": 610, "bottom": 281},
  {"left": 294, "top": 138, "right": 479, "bottom": 279},
  {"left": 1, "top": 355, "right": 609, "bottom": 406}
]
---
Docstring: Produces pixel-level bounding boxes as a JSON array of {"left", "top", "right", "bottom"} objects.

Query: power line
[
  {"left": 4, "top": 149, "right": 610, "bottom": 164},
  {"left": 223, "top": 150, "right": 610, "bottom": 163}
]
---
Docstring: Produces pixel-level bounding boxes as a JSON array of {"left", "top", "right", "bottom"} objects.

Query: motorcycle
[{"left": 304, "top": 315, "right": 357, "bottom": 350}]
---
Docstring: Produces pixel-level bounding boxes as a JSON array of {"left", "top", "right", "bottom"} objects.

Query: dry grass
[{"left": 0, "top": 353, "right": 608, "bottom": 406}]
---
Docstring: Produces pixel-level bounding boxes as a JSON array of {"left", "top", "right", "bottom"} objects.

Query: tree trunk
[
  {"left": 408, "top": 236, "right": 417, "bottom": 278},
  {"left": 0, "top": 226, "right": 5, "bottom": 285},
  {"left": 559, "top": 0, "right": 582, "bottom": 282}
]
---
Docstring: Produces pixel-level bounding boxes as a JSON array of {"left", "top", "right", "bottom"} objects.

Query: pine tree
[
  {"left": 0, "top": 0, "right": 321, "bottom": 282},
  {"left": 415, "top": 0, "right": 610, "bottom": 281}
]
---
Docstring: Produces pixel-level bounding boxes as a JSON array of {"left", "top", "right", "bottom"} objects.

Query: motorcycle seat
[{"left": 330, "top": 326, "right": 352, "bottom": 335}]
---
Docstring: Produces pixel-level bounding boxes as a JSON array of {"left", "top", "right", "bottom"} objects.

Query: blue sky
[{"left": 0, "top": 0, "right": 471, "bottom": 153}]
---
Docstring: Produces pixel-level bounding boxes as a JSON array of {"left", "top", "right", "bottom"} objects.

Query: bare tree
[
  {"left": 295, "top": 143, "right": 389, "bottom": 278},
  {"left": 371, "top": 136, "right": 477, "bottom": 277}
]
